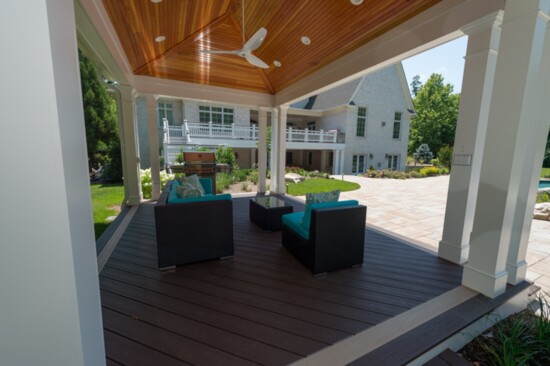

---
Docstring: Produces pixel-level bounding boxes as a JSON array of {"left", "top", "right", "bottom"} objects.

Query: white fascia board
[
  {"left": 134, "top": 75, "right": 275, "bottom": 108},
  {"left": 396, "top": 62, "right": 415, "bottom": 111},
  {"left": 275, "top": 0, "right": 505, "bottom": 105},
  {"left": 287, "top": 108, "right": 324, "bottom": 117},
  {"left": 179, "top": 138, "right": 258, "bottom": 149},
  {"left": 286, "top": 142, "right": 345, "bottom": 150}
]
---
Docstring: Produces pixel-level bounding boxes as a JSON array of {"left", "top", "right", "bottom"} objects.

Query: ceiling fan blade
[
  {"left": 242, "top": 27, "right": 267, "bottom": 53},
  {"left": 200, "top": 49, "right": 240, "bottom": 55},
  {"left": 245, "top": 53, "right": 269, "bottom": 69}
]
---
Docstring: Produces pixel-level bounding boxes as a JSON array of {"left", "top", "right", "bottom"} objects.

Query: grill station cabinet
[{"left": 183, "top": 152, "right": 217, "bottom": 193}]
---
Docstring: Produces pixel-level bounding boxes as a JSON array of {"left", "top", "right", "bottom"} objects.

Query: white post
[
  {"left": 164, "top": 118, "right": 170, "bottom": 144},
  {"left": 439, "top": 12, "right": 502, "bottom": 264},
  {"left": 339, "top": 150, "right": 345, "bottom": 175},
  {"left": 462, "top": 0, "right": 550, "bottom": 297},
  {"left": 305, "top": 128, "right": 309, "bottom": 142},
  {"left": 117, "top": 85, "right": 142, "bottom": 205},
  {"left": 270, "top": 109, "right": 279, "bottom": 193},
  {"left": 231, "top": 123, "right": 235, "bottom": 138},
  {"left": 333, "top": 131, "right": 338, "bottom": 143},
  {"left": 258, "top": 107, "right": 269, "bottom": 193},
  {"left": 1, "top": 0, "right": 105, "bottom": 364},
  {"left": 251, "top": 124, "right": 257, "bottom": 140},
  {"left": 333, "top": 150, "right": 340, "bottom": 175},
  {"left": 320, "top": 129, "right": 324, "bottom": 143},
  {"left": 209, "top": 121, "right": 213, "bottom": 137},
  {"left": 184, "top": 119, "right": 190, "bottom": 142},
  {"left": 146, "top": 94, "right": 161, "bottom": 200},
  {"left": 275, "top": 106, "right": 289, "bottom": 194},
  {"left": 288, "top": 127, "right": 293, "bottom": 142}
]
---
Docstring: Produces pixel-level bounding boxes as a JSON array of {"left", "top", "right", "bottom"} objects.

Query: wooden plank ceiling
[{"left": 103, "top": 0, "right": 440, "bottom": 94}]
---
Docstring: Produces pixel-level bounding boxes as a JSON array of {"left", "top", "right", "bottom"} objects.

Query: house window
[
  {"left": 356, "top": 107, "right": 366, "bottom": 137},
  {"left": 158, "top": 102, "right": 173, "bottom": 125},
  {"left": 352, "top": 155, "right": 366, "bottom": 174},
  {"left": 286, "top": 151, "right": 293, "bottom": 165},
  {"left": 199, "top": 105, "right": 234, "bottom": 124},
  {"left": 387, "top": 155, "right": 399, "bottom": 171},
  {"left": 307, "top": 121, "right": 316, "bottom": 131},
  {"left": 393, "top": 112, "right": 402, "bottom": 139}
]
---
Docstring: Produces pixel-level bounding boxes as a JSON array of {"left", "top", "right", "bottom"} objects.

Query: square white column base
[
  {"left": 462, "top": 265, "right": 508, "bottom": 298},
  {"left": 506, "top": 260, "right": 527, "bottom": 285},
  {"left": 438, "top": 240, "right": 470, "bottom": 264}
]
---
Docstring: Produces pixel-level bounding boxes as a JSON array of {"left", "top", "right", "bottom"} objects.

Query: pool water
[{"left": 540, "top": 180, "right": 550, "bottom": 189}]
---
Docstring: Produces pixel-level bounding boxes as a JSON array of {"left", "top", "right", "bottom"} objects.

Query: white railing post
[
  {"left": 320, "top": 129, "right": 324, "bottom": 143},
  {"left": 333, "top": 131, "right": 337, "bottom": 143},
  {"left": 231, "top": 123, "right": 235, "bottom": 138},
  {"left": 288, "top": 127, "right": 293, "bottom": 142},
  {"left": 305, "top": 128, "right": 309, "bottom": 142},
  {"left": 209, "top": 121, "right": 213, "bottom": 137},
  {"left": 163, "top": 118, "right": 170, "bottom": 144},
  {"left": 252, "top": 124, "right": 257, "bottom": 140}
]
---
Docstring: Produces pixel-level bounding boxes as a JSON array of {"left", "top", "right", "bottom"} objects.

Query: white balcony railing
[{"left": 163, "top": 119, "right": 339, "bottom": 144}]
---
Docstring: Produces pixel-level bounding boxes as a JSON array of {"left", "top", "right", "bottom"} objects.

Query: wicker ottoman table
[{"left": 249, "top": 196, "right": 293, "bottom": 231}]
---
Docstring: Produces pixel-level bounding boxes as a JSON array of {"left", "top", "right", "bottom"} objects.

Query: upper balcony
[{"left": 162, "top": 120, "right": 344, "bottom": 146}]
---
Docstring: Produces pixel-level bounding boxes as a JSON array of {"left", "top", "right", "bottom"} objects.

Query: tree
[
  {"left": 409, "top": 74, "right": 460, "bottom": 155},
  {"left": 410, "top": 75, "right": 422, "bottom": 97},
  {"left": 215, "top": 146, "right": 237, "bottom": 170},
  {"left": 79, "top": 50, "right": 119, "bottom": 172},
  {"left": 413, "top": 144, "right": 433, "bottom": 164}
]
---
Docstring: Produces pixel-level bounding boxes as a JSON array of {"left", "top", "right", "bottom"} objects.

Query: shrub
[
  {"left": 437, "top": 145, "right": 453, "bottom": 169},
  {"left": 232, "top": 168, "right": 249, "bottom": 182},
  {"left": 216, "top": 172, "right": 233, "bottom": 193},
  {"left": 175, "top": 148, "right": 184, "bottom": 164},
  {"left": 140, "top": 169, "right": 174, "bottom": 199},
  {"left": 241, "top": 181, "right": 250, "bottom": 192},
  {"left": 248, "top": 169, "right": 258, "bottom": 184},
  {"left": 438, "top": 167, "right": 449, "bottom": 175},
  {"left": 537, "top": 191, "right": 550, "bottom": 203},
  {"left": 419, "top": 166, "right": 440, "bottom": 177},
  {"left": 215, "top": 146, "right": 236, "bottom": 170},
  {"left": 431, "top": 158, "right": 440, "bottom": 167},
  {"left": 413, "top": 144, "right": 434, "bottom": 164},
  {"left": 409, "top": 171, "right": 422, "bottom": 178},
  {"left": 103, "top": 138, "right": 123, "bottom": 182}
]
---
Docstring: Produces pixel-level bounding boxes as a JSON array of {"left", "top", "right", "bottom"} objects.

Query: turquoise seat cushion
[
  {"left": 199, "top": 178, "right": 213, "bottom": 195},
  {"left": 302, "top": 200, "right": 359, "bottom": 231},
  {"left": 168, "top": 191, "right": 231, "bottom": 204},
  {"left": 282, "top": 212, "right": 310, "bottom": 240}
]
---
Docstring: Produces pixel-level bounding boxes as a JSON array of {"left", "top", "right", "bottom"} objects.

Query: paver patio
[{"left": 325, "top": 175, "right": 550, "bottom": 294}]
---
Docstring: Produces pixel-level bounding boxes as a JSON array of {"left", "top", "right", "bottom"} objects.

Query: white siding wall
[{"left": 343, "top": 65, "right": 410, "bottom": 173}]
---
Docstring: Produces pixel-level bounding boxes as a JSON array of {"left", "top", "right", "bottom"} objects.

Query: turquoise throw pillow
[
  {"left": 178, "top": 174, "right": 205, "bottom": 195},
  {"left": 305, "top": 190, "right": 340, "bottom": 205},
  {"left": 176, "top": 182, "right": 203, "bottom": 198}
]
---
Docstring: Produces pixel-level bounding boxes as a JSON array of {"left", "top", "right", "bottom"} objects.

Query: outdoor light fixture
[
  {"left": 301, "top": 36, "right": 311, "bottom": 45},
  {"left": 350, "top": 0, "right": 364, "bottom": 5},
  {"left": 273, "top": 60, "right": 282, "bottom": 67},
  {"left": 155, "top": 35, "right": 166, "bottom": 43}
]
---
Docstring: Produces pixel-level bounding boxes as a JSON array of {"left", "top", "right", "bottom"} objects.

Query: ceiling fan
[{"left": 200, "top": 0, "right": 269, "bottom": 69}]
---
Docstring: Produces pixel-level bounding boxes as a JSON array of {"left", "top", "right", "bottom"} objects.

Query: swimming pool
[{"left": 540, "top": 180, "right": 550, "bottom": 189}]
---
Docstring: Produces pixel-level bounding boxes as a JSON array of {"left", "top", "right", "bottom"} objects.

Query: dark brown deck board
[{"left": 100, "top": 196, "right": 466, "bottom": 365}]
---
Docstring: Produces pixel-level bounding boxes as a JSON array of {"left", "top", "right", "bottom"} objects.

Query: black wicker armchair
[
  {"left": 282, "top": 202, "right": 366, "bottom": 276},
  {"left": 154, "top": 180, "right": 234, "bottom": 270}
]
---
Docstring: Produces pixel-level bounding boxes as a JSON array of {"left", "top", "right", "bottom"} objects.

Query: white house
[{"left": 136, "top": 63, "right": 412, "bottom": 174}]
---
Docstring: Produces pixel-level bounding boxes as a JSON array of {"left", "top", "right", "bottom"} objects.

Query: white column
[
  {"left": 0, "top": 0, "right": 105, "bottom": 364},
  {"left": 275, "top": 106, "right": 289, "bottom": 194},
  {"left": 507, "top": 13, "right": 550, "bottom": 284},
  {"left": 333, "top": 150, "right": 340, "bottom": 175},
  {"left": 146, "top": 94, "right": 161, "bottom": 200},
  {"left": 270, "top": 108, "right": 279, "bottom": 193},
  {"left": 339, "top": 150, "right": 345, "bottom": 175},
  {"left": 438, "top": 12, "right": 502, "bottom": 264},
  {"left": 462, "top": 0, "right": 550, "bottom": 298},
  {"left": 258, "top": 107, "right": 268, "bottom": 193},
  {"left": 320, "top": 150, "right": 327, "bottom": 172},
  {"left": 117, "top": 85, "right": 142, "bottom": 205}
]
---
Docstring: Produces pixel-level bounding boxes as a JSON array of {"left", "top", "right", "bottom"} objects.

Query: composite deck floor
[{"left": 100, "top": 196, "right": 464, "bottom": 365}]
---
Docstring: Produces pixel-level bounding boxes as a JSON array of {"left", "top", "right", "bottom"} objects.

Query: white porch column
[
  {"left": 320, "top": 150, "right": 327, "bottom": 172},
  {"left": 275, "top": 105, "right": 289, "bottom": 194},
  {"left": 438, "top": 13, "right": 502, "bottom": 264},
  {"left": 339, "top": 150, "right": 345, "bottom": 175},
  {"left": 1, "top": 0, "right": 104, "bottom": 364},
  {"left": 117, "top": 85, "right": 142, "bottom": 205},
  {"left": 462, "top": 0, "right": 550, "bottom": 298},
  {"left": 270, "top": 108, "right": 279, "bottom": 193},
  {"left": 146, "top": 94, "right": 161, "bottom": 200},
  {"left": 258, "top": 107, "right": 268, "bottom": 193},
  {"left": 333, "top": 150, "right": 340, "bottom": 175},
  {"left": 507, "top": 12, "right": 550, "bottom": 284}
]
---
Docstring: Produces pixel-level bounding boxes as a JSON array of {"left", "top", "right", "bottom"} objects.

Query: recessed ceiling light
[
  {"left": 301, "top": 36, "right": 311, "bottom": 45},
  {"left": 273, "top": 60, "right": 282, "bottom": 67},
  {"left": 151, "top": 0, "right": 162, "bottom": 3},
  {"left": 350, "top": 0, "right": 364, "bottom": 5},
  {"left": 155, "top": 35, "right": 166, "bottom": 43}
]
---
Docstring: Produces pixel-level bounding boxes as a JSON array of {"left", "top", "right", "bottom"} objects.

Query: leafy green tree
[
  {"left": 215, "top": 146, "right": 237, "bottom": 170},
  {"left": 409, "top": 74, "right": 460, "bottom": 155},
  {"left": 437, "top": 145, "right": 453, "bottom": 170},
  {"left": 79, "top": 50, "right": 119, "bottom": 172},
  {"left": 410, "top": 75, "right": 422, "bottom": 97}
]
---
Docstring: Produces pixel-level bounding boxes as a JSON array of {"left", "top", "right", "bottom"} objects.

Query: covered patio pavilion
[{"left": 2, "top": 0, "right": 550, "bottom": 365}]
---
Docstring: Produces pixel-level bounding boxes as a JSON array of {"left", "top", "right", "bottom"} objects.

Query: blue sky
[{"left": 402, "top": 36, "right": 467, "bottom": 95}]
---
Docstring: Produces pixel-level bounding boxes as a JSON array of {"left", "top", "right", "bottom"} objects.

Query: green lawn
[
  {"left": 542, "top": 167, "right": 550, "bottom": 178},
  {"left": 90, "top": 183, "right": 124, "bottom": 239},
  {"left": 286, "top": 178, "right": 360, "bottom": 196}
]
